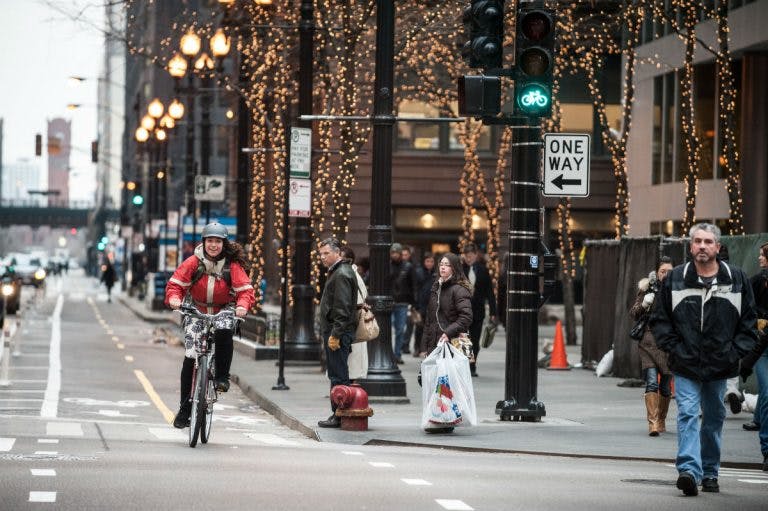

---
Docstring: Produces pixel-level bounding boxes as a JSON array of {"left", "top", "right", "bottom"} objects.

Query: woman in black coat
[{"left": 418, "top": 253, "right": 473, "bottom": 356}]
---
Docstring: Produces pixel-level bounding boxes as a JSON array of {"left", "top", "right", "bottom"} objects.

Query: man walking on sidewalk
[
  {"left": 317, "top": 238, "right": 358, "bottom": 428},
  {"left": 651, "top": 223, "right": 758, "bottom": 496}
]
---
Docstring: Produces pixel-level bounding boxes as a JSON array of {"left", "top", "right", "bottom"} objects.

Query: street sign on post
[
  {"left": 288, "top": 178, "right": 311, "bottom": 218},
  {"left": 194, "top": 175, "right": 226, "bottom": 202},
  {"left": 289, "top": 127, "right": 312, "bottom": 178},
  {"left": 542, "top": 133, "right": 590, "bottom": 197}
]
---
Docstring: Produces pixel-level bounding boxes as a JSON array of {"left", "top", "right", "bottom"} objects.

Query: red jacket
[{"left": 165, "top": 244, "right": 255, "bottom": 314}]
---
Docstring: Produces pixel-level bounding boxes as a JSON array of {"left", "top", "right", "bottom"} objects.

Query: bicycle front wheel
[
  {"left": 188, "top": 357, "right": 208, "bottom": 448},
  {"left": 200, "top": 366, "right": 216, "bottom": 444}
]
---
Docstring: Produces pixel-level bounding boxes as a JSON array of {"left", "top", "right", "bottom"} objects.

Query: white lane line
[
  {"left": 40, "top": 294, "right": 64, "bottom": 418},
  {"left": 148, "top": 428, "right": 186, "bottom": 441},
  {"left": 29, "top": 492, "right": 56, "bottom": 503},
  {"left": 435, "top": 499, "right": 474, "bottom": 511},
  {"left": 738, "top": 479, "right": 768, "bottom": 484},
  {"left": 30, "top": 469, "right": 56, "bottom": 476},
  {"left": 34, "top": 451, "right": 58, "bottom": 455},
  {"left": 0, "top": 438, "right": 16, "bottom": 451},
  {"left": 368, "top": 462, "right": 394, "bottom": 468},
  {"left": 124, "top": 356, "right": 134, "bottom": 362},
  {"left": 37, "top": 439, "right": 59, "bottom": 444},
  {"left": 402, "top": 478, "right": 432, "bottom": 486},
  {"left": 46, "top": 422, "right": 83, "bottom": 437},
  {"left": 341, "top": 450, "right": 364, "bottom": 456},
  {"left": 245, "top": 433, "right": 300, "bottom": 446},
  {"left": 0, "top": 398, "right": 43, "bottom": 401}
]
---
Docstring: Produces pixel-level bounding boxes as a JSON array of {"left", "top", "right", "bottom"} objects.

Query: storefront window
[{"left": 397, "top": 100, "right": 440, "bottom": 151}]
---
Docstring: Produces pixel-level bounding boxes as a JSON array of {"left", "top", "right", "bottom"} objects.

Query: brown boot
[
  {"left": 645, "top": 392, "right": 660, "bottom": 436},
  {"left": 658, "top": 395, "right": 671, "bottom": 433}
]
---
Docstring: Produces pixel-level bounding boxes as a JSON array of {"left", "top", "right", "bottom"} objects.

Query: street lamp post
[{"left": 358, "top": 0, "right": 407, "bottom": 399}]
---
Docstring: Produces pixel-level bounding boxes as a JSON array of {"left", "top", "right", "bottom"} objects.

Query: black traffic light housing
[
  {"left": 35, "top": 134, "right": 42, "bottom": 156},
  {"left": 458, "top": 75, "right": 501, "bottom": 118},
  {"left": 91, "top": 140, "right": 99, "bottom": 163},
  {"left": 462, "top": 0, "right": 505, "bottom": 70},
  {"left": 514, "top": 4, "right": 555, "bottom": 117}
]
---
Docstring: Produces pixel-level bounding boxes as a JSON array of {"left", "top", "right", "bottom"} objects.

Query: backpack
[{"left": 190, "top": 258, "right": 232, "bottom": 288}]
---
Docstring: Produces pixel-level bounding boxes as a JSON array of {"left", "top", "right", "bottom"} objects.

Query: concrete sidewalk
[{"left": 119, "top": 292, "right": 763, "bottom": 469}]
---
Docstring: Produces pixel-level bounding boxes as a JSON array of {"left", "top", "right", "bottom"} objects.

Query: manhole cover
[
  {"left": 0, "top": 453, "right": 97, "bottom": 462},
  {"left": 622, "top": 478, "right": 676, "bottom": 486}
]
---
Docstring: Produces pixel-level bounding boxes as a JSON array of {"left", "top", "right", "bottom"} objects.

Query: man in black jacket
[
  {"left": 389, "top": 243, "right": 417, "bottom": 364},
  {"left": 462, "top": 243, "right": 497, "bottom": 376},
  {"left": 651, "top": 223, "right": 758, "bottom": 496},
  {"left": 317, "top": 238, "right": 358, "bottom": 428}
]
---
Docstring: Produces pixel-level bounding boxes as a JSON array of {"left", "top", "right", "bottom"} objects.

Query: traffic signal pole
[{"left": 496, "top": 121, "right": 546, "bottom": 421}]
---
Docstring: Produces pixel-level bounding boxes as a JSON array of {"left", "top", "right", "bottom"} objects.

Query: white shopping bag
[{"left": 420, "top": 341, "right": 477, "bottom": 429}]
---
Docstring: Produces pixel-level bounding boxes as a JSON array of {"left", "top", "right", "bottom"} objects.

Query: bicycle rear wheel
[{"left": 188, "top": 357, "right": 208, "bottom": 448}]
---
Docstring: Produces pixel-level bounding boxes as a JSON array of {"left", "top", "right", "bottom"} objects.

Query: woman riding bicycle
[{"left": 165, "top": 222, "right": 255, "bottom": 428}]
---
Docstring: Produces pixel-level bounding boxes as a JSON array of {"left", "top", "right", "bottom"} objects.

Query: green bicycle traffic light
[{"left": 514, "top": 5, "right": 555, "bottom": 117}]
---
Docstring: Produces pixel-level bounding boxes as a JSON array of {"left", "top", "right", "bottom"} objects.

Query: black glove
[{"left": 740, "top": 362, "right": 753, "bottom": 383}]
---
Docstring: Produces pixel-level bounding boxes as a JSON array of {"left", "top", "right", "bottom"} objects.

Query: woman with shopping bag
[{"left": 418, "top": 253, "right": 474, "bottom": 433}]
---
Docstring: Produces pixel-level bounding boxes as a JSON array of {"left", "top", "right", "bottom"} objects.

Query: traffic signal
[
  {"left": 458, "top": 75, "right": 501, "bottom": 118},
  {"left": 131, "top": 183, "right": 144, "bottom": 206},
  {"left": 91, "top": 140, "right": 99, "bottom": 163},
  {"left": 35, "top": 134, "right": 42, "bottom": 156},
  {"left": 462, "top": 0, "right": 505, "bottom": 70},
  {"left": 514, "top": 4, "right": 555, "bottom": 117}
]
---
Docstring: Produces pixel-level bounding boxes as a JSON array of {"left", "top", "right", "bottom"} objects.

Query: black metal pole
[
  {"left": 201, "top": 74, "right": 212, "bottom": 224},
  {"left": 273, "top": 127, "right": 291, "bottom": 391},
  {"left": 283, "top": 0, "right": 321, "bottom": 362},
  {"left": 496, "top": 122, "right": 546, "bottom": 421},
  {"left": 358, "top": 0, "right": 407, "bottom": 400},
  {"left": 235, "top": 62, "right": 251, "bottom": 246},
  {"left": 185, "top": 71, "right": 197, "bottom": 248}
]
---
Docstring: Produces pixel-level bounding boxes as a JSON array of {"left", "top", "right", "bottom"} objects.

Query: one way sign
[{"left": 542, "top": 133, "right": 590, "bottom": 197}]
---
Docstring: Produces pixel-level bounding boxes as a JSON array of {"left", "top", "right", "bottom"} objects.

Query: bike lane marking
[
  {"left": 133, "top": 369, "right": 174, "bottom": 424},
  {"left": 40, "top": 294, "right": 64, "bottom": 418}
]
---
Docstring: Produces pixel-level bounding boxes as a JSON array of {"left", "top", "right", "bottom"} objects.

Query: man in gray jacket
[
  {"left": 317, "top": 238, "right": 358, "bottom": 428},
  {"left": 651, "top": 223, "right": 758, "bottom": 496}
]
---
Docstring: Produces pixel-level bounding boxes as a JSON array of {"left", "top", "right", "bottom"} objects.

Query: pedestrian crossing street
[{"left": 665, "top": 464, "right": 768, "bottom": 485}]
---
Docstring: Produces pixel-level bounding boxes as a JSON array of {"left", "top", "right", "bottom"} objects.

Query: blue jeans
[
  {"left": 392, "top": 304, "right": 409, "bottom": 359},
  {"left": 754, "top": 352, "right": 768, "bottom": 456},
  {"left": 674, "top": 374, "right": 726, "bottom": 482}
]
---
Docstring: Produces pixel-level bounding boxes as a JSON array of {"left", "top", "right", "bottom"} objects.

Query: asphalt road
[{"left": 1, "top": 272, "right": 765, "bottom": 510}]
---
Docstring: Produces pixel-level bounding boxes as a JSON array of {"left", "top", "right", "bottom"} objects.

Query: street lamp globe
[
  {"left": 140, "top": 114, "right": 156, "bottom": 131},
  {"left": 194, "top": 52, "right": 215, "bottom": 71},
  {"left": 181, "top": 30, "right": 202, "bottom": 57},
  {"left": 135, "top": 127, "right": 150, "bottom": 143},
  {"left": 168, "top": 99, "right": 185, "bottom": 120},
  {"left": 155, "top": 129, "right": 167, "bottom": 141},
  {"left": 210, "top": 29, "right": 231, "bottom": 58},
  {"left": 148, "top": 98, "right": 164, "bottom": 119},
  {"left": 168, "top": 53, "right": 188, "bottom": 78},
  {"left": 159, "top": 114, "right": 175, "bottom": 129}
]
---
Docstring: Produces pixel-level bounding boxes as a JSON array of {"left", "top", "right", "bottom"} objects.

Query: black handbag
[{"left": 629, "top": 315, "right": 649, "bottom": 341}]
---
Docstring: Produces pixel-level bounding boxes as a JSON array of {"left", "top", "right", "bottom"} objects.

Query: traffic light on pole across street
[
  {"left": 461, "top": 0, "right": 505, "bottom": 71},
  {"left": 514, "top": 3, "right": 555, "bottom": 117}
]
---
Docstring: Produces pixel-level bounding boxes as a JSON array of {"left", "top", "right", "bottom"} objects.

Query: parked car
[{"left": 0, "top": 262, "right": 22, "bottom": 314}]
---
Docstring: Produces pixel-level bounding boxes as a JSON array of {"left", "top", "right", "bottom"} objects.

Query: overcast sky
[{"left": 0, "top": 0, "right": 104, "bottom": 202}]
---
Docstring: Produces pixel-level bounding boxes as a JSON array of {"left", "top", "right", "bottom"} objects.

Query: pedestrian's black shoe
[
  {"left": 215, "top": 376, "right": 230, "bottom": 393},
  {"left": 701, "top": 478, "right": 719, "bottom": 493},
  {"left": 676, "top": 472, "right": 698, "bottom": 496},
  {"left": 763, "top": 453, "right": 768, "bottom": 472},
  {"left": 395, "top": 357, "right": 404, "bottom": 365},
  {"left": 743, "top": 421, "right": 760, "bottom": 431},
  {"left": 317, "top": 414, "right": 341, "bottom": 428},
  {"left": 726, "top": 393, "right": 742, "bottom": 414},
  {"left": 402, "top": 348, "right": 411, "bottom": 354},
  {"left": 173, "top": 403, "right": 191, "bottom": 429}
]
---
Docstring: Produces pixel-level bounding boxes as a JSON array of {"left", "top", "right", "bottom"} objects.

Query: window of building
[{"left": 395, "top": 100, "right": 492, "bottom": 153}]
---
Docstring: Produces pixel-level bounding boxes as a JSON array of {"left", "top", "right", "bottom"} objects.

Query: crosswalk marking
[
  {"left": 34, "top": 451, "right": 58, "bottom": 455},
  {"left": 738, "top": 479, "right": 768, "bottom": 484},
  {"left": 245, "top": 433, "right": 300, "bottom": 446},
  {"left": 148, "top": 428, "right": 186, "bottom": 441},
  {"left": 435, "top": 499, "right": 474, "bottom": 511},
  {"left": 369, "top": 462, "right": 394, "bottom": 468},
  {"left": 0, "top": 438, "right": 16, "bottom": 451},
  {"left": 30, "top": 469, "right": 56, "bottom": 476},
  {"left": 29, "top": 491, "right": 56, "bottom": 503},
  {"left": 402, "top": 478, "right": 432, "bottom": 486},
  {"left": 341, "top": 450, "right": 364, "bottom": 456},
  {"left": 46, "top": 422, "right": 83, "bottom": 436},
  {"left": 37, "top": 439, "right": 59, "bottom": 444}
]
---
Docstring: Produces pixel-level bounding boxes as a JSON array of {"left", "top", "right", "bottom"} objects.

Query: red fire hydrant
[{"left": 331, "top": 384, "right": 374, "bottom": 431}]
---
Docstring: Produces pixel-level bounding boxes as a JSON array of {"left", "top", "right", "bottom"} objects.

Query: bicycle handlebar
[{"left": 176, "top": 305, "right": 244, "bottom": 323}]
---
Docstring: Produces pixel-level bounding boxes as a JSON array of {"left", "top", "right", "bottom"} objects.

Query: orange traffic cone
[{"left": 548, "top": 320, "right": 570, "bottom": 370}]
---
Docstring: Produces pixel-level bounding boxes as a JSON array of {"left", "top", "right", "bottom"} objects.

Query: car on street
[{"left": 4, "top": 253, "right": 47, "bottom": 288}]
